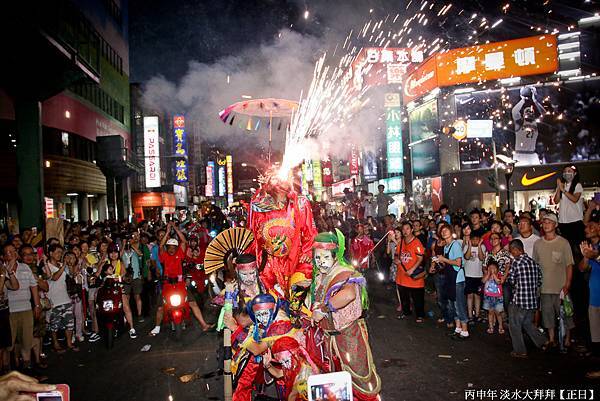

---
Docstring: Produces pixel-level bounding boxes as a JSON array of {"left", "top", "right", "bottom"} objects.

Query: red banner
[{"left": 349, "top": 145, "right": 360, "bottom": 176}]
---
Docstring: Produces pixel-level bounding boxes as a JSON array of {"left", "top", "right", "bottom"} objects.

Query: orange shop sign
[
  {"left": 403, "top": 34, "right": 558, "bottom": 103},
  {"left": 436, "top": 34, "right": 558, "bottom": 86}
]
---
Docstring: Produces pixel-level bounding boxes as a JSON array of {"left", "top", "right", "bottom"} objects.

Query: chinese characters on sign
[
  {"left": 312, "top": 159, "right": 323, "bottom": 201},
  {"left": 403, "top": 34, "right": 558, "bottom": 103},
  {"left": 349, "top": 145, "right": 360, "bottom": 176},
  {"left": 351, "top": 47, "right": 425, "bottom": 89},
  {"left": 385, "top": 95, "right": 404, "bottom": 174},
  {"left": 173, "top": 115, "right": 188, "bottom": 183},
  {"left": 143, "top": 116, "right": 161, "bottom": 188},
  {"left": 205, "top": 161, "right": 215, "bottom": 197},
  {"left": 226, "top": 155, "right": 234, "bottom": 205}
]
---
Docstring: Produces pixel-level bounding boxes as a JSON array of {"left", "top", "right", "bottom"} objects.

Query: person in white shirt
[
  {"left": 462, "top": 225, "right": 486, "bottom": 322},
  {"left": 554, "top": 165, "right": 585, "bottom": 245},
  {"left": 515, "top": 216, "right": 540, "bottom": 258},
  {"left": 44, "top": 244, "right": 78, "bottom": 353}
]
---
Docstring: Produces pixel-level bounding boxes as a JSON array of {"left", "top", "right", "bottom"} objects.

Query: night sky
[{"left": 129, "top": 0, "right": 596, "bottom": 84}]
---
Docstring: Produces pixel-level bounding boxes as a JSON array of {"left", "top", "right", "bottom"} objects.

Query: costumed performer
[
  {"left": 263, "top": 336, "right": 320, "bottom": 401},
  {"left": 248, "top": 170, "right": 317, "bottom": 295},
  {"left": 310, "top": 230, "right": 381, "bottom": 401}
]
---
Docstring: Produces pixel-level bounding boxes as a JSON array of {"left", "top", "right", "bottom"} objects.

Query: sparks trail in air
[{"left": 282, "top": 0, "right": 508, "bottom": 173}]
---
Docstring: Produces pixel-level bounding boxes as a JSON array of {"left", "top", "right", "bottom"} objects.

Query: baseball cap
[
  {"left": 542, "top": 213, "right": 558, "bottom": 224},
  {"left": 166, "top": 238, "right": 179, "bottom": 247}
]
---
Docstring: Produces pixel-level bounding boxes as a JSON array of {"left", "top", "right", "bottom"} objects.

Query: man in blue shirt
[{"left": 580, "top": 219, "right": 600, "bottom": 379}]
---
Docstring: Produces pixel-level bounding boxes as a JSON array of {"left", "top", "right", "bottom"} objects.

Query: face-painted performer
[
  {"left": 248, "top": 170, "right": 317, "bottom": 296},
  {"left": 263, "top": 336, "right": 320, "bottom": 401},
  {"left": 310, "top": 229, "right": 381, "bottom": 401}
]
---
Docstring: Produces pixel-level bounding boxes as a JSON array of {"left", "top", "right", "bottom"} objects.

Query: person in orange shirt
[{"left": 394, "top": 221, "right": 426, "bottom": 322}]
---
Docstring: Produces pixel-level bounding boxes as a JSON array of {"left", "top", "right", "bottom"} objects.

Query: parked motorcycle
[
  {"left": 162, "top": 276, "right": 190, "bottom": 340},
  {"left": 95, "top": 276, "right": 124, "bottom": 349}
]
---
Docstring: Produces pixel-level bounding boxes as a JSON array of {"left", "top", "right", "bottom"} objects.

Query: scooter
[
  {"left": 162, "top": 276, "right": 190, "bottom": 341},
  {"left": 95, "top": 276, "right": 124, "bottom": 349}
]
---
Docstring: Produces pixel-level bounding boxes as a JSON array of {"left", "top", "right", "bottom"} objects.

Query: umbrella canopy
[{"left": 219, "top": 98, "right": 298, "bottom": 122}]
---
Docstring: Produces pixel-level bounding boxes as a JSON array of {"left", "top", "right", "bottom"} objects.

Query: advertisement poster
[
  {"left": 312, "top": 160, "right": 323, "bottom": 201},
  {"left": 363, "top": 148, "right": 379, "bottom": 182},
  {"left": 321, "top": 158, "right": 333, "bottom": 187},
  {"left": 218, "top": 166, "right": 226, "bottom": 197},
  {"left": 411, "top": 138, "right": 440, "bottom": 178},
  {"left": 412, "top": 176, "right": 443, "bottom": 211},
  {"left": 455, "top": 81, "right": 600, "bottom": 169},
  {"left": 408, "top": 99, "right": 438, "bottom": 143}
]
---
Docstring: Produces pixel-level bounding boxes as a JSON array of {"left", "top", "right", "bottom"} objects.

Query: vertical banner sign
[
  {"left": 143, "top": 116, "right": 161, "bottom": 188},
  {"left": 385, "top": 93, "right": 404, "bottom": 174},
  {"left": 45, "top": 197, "right": 55, "bottom": 219},
  {"left": 349, "top": 144, "right": 360, "bottom": 176},
  {"left": 226, "top": 155, "right": 234, "bottom": 205},
  {"left": 321, "top": 157, "right": 333, "bottom": 187},
  {"left": 205, "top": 161, "right": 215, "bottom": 197},
  {"left": 173, "top": 115, "right": 188, "bottom": 183},
  {"left": 312, "top": 160, "right": 323, "bottom": 201},
  {"left": 218, "top": 166, "right": 226, "bottom": 197}
]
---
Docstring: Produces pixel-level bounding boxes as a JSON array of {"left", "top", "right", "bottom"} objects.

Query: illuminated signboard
[
  {"left": 45, "top": 197, "right": 54, "bottom": 218},
  {"left": 349, "top": 145, "right": 360, "bottom": 176},
  {"left": 385, "top": 93, "right": 403, "bottom": 174},
  {"left": 403, "top": 34, "right": 558, "bottom": 103},
  {"left": 173, "top": 115, "right": 188, "bottom": 183},
  {"left": 205, "top": 161, "right": 215, "bottom": 197},
  {"left": 349, "top": 47, "right": 424, "bottom": 89},
  {"left": 332, "top": 178, "right": 354, "bottom": 197},
  {"left": 143, "top": 116, "right": 161, "bottom": 188},
  {"left": 312, "top": 160, "right": 323, "bottom": 201},
  {"left": 218, "top": 166, "right": 226, "bottom": 197},
  {"left": 226, "top": 155, "right": 234, "bottom": 205}
]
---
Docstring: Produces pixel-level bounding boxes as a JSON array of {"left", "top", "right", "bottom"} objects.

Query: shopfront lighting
[
  {"left": 579, "top": 14, "right": 600, "bottom": 27},
  {"left": 65, "top": 110, "right": 71, "bottom": 119},
  {"left": 44, "top": 160, "right": 51, "bottom": 168},
  {"left": 454, "top": 87, "right": 475, "bottom": 94},
  {"left": 66, "top": 193, "right": 78, "bottom": 197},
  {"left": 498, "top": 77, "right": 521, "bottom": 85},
  {"left": 87, "top": 194, "right": 95, "bottom": 198}
]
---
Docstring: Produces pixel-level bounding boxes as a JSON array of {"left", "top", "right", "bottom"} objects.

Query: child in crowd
[{"left": 482, "top": 261, "right": 504, "bottom": 334}]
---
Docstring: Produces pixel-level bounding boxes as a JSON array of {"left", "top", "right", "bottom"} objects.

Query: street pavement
[{"left": 45, "top": 278, "right": 596, "bottom": 401}]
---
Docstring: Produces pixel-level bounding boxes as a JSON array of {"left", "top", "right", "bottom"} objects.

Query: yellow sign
[{"left": 452, "top": 120, "right": 467, "bottom": 140}]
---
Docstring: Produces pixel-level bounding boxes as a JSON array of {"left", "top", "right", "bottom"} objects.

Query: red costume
[
  {"left": 249, "top": 189, "right": 317, "bottom": 294},
  {"left": 350, "top": 234, "right": 374, "bottom": 270}
]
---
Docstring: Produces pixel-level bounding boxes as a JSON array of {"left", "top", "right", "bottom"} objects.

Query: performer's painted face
[
  {"left": 274, "top": 351, "right": 294, "bottom": 370},
  {"left": 238, "top": 269, "right": 257, "bottom": 286},
  {"left": 254, "top": 309, "right": 271, "bottom": 326},
  {"left": 314, "top": 248, "right": 335, "bottom": 273}
]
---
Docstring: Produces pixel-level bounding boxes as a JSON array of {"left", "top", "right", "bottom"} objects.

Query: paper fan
[{"left": 203, "top": 228, "right": 254, "bottom": 274}]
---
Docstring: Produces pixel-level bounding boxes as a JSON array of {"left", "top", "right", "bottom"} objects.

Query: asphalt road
[{"left": 44, "top": 278, "right": 597, "bottom": 401}]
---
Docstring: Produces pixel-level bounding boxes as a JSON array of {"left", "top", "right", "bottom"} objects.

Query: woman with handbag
[{"left": 394, "top": 222, "right": 426, "bottom": 322}]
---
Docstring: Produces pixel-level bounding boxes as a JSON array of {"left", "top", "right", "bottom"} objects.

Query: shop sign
[
  {"left": 205, "top": 161, "right": 215, "bottom": 197},
  {"left": 452, "top": 120, "right": 468, "bottom": 140},
  {"left": 321, "top": 157, "right": 333, "bottom": 187},
  {"left": 437, "top": 34, "right": 558, "bottom": 86},
  {"left": 312, "top": 160, "right": 323, "bottom": 201},
  {"left": 377, "top": 176, "right": 404, "bottom": 194},
  {"left": 350, "top": 47, "right": 424, "bottom": 89},
  {"left": 385, "top": 97, "right": 404, "bottom": 174},
  {"left": 143, "top": 116, "right": 161, "bottom": 188},
  {"left": 403, "top": 34, "right": 558, "bottom": 103},
  {"left": 45, "top": 197, "right": 54, "bottom": 218},
  {"left": 332, "top": 178, "right": 354, "bottom": 197},
  {"left": 226, "top": 155, "right": 234, "bottom": 204},
  {"left": 173, "top": 115, "right": 188, "bottom": 183},
  {"left": 403, "top": 56, "right": 438, "bottom": 103},
  {"left": 349, "top": 145, "right": 360, "bottom": 176},
  {"left": 521, "top": 171, "right": 557, "bottom": 187},
  {"left": 218, "top": 166, "right": 226, "bottom": 197},
  {"left": 412, "top": 176, "right": 443, "bottom": 211}
]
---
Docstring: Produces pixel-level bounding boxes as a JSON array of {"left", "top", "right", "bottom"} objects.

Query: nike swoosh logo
[{"left": 521, "top": 171, "right": 557, "bottom": 186}]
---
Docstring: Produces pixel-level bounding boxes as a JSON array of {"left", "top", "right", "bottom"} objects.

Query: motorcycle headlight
[
  {"left": 102, "top": 300, "right": 114, "bottom": 311},
  {"left": 169, "top": 294, "right": 182, "bottom": 307}
]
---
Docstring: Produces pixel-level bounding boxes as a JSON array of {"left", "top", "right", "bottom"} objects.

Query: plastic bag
[{"left": 563, "top": 294, "right": 574, "bottom": 318}]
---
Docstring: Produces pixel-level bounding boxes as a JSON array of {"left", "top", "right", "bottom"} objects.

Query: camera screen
[
  {"left": 310, "top": 382, "right": 352, "bottom": 401},
  {"left": 37, "top": 396, "right": 62, "bottom": 401}
]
